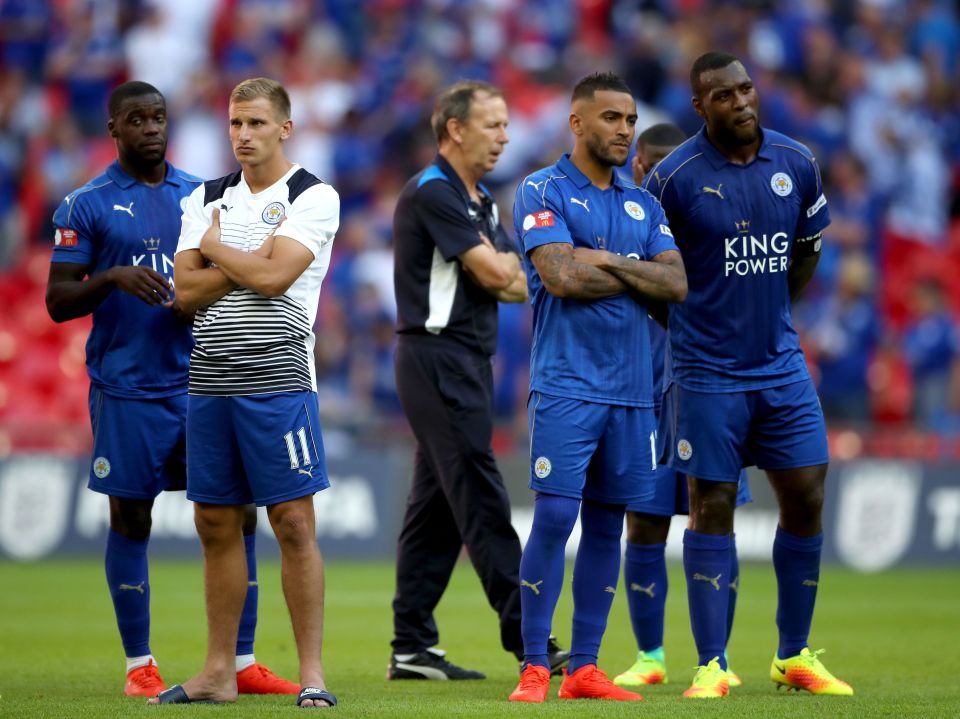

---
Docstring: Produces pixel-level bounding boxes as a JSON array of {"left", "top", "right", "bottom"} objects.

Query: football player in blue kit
[
  {"left": 612, "top": 123, "right": 752, "bottom": 691},
  {"left": 46, "top": 81, "right": 297, "bottom": 698},
  {"left": 508, "top": 73, "right": 687, "bottom": 703},
  {"left": 643, "top": 52, "right": 853, "bottom": 698}
]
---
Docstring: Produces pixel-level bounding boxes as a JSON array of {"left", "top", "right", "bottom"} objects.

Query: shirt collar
[
  {"left": 106, "top": 160, "right": 183, "bottom": 188},
  {"left": 694, "top": 126, "right": 773, "bottom": 170},
  {"left": 433, "top": 153, "right": 473, "bottom": 201},
  {"left": 557, "top": 153, "right": 625, "bottom": 191}
]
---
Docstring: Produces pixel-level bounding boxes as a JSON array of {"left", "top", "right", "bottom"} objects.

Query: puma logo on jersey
[
  {"left": 570, "top": 197, "right": 590, "bottom": 212},
  {"left": 630, "top": 582, "right": 656, "bottom": 598},
  {"left": 118, "top": 582, "right": 145, "bottom": 594},
  {"left": 692, "top": 573, "right": 722, "bottom": 591},
  {"left": 521, "top": 579, "right": 543, "bottom": 595},
  {"left": 298, "top": 468, "right": 313, "bottom": 477},
  {"left": 113, "top": 202, "right": 135, "bottom": 217},
  {"left": 526, "top": 180, "right": 545, "bottom": 190},
  {"left": 702, "top": 184, "right": 724, "bottom": 199},
  {"left": 653, "top": 170, "right": 665, "bottom": 188}
]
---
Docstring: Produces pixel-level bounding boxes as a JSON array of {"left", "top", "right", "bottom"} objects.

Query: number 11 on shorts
[{"left": 283, "top": 427, "right": 312, "bottom": 469}]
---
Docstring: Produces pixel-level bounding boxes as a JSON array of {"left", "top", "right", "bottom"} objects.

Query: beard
[{"left": 586, "top": 132, "right": 628, "bottom": 168}]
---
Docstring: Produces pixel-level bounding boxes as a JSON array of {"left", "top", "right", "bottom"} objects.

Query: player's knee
[
  {"left": 531, "top": 495, "right": 579, "bottom": 547},
  {"left": 625, "top": 512, "right": 669, "bottom": 545},
  {"left": 109, "top": 499, "right": 153, "bottom": 540},
  {"left": 689, "top": 487, "right": 736, "bottom": 533},
  {"left": 580, "top": 500, "right": 624, "bottom": 541},
  {"left": 269, "top": 507, "right": 316, "bottom": 550},
  {"left": 193, "top": 505, "right": 240, "bottom": 543},
  {"left": 785, "top": 483, "right": 824, "bottom": 529}
]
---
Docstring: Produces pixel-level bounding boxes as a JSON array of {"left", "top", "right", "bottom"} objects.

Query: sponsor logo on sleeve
[
  {"left": 523, "top": 211, "right": 555, "bottom": 231},
  {"left": 806, "top": 193, "right": 827, "bottom": 218},
  {"left": 659, "top": 223, "right": 673, "bottom": 237},
  {"left": 54, "top": 229, "right": 78, "bottom": 247}
]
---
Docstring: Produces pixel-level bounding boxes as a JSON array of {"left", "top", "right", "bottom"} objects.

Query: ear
[
  {"left": 569, "top": 112, "right": 583, "bottom": 137},
  {"left": 692, "top": 95, "right": 705, "bottom": 120},
  {"left": 280, "top": 118, "right": 293, "bottom": 141},
  {"left": 108, "top": 118, "right": 118, "bottom": 138},
  {"left": 446, "top": 117, "right": 463, "bottom": 145}
]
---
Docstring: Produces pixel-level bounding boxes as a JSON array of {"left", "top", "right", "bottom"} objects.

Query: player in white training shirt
[{"left": 151, "top": 78, "right": 339, "bottom": 709}]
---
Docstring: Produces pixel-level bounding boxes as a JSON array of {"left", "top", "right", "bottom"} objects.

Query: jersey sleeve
[
  {"left": 276, "top": 183, "right": 340, "bottom": 257},
  {"left": 514, "top": 176, "right": 573, "bottom": 255},
  {"left": 642, "top": 196, "right": 680, "bottom": 259},
  {"left": 795, "top": 154, "right": 831, "bottom": 239},
  {"left": 176, "top": 184, "right": 209, "bottom": 254},
  {"left": 51, "top": 192, "right": 97, "bottom": 265},
  {"left": 414, "top": 179, "right": 483, "bottom": 261}
]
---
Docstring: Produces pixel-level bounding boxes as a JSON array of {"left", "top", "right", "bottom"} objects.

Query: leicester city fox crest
[{"left": 262, "top": 202, "right": 285, "bottom": 224}]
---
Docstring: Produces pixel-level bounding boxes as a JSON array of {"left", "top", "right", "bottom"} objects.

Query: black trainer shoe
[
  {"left": 387, "top": 648, "right": 486, "bottom": 680},
  {"left": 547, "top": 635, "right": 570, "bottom": 677}
]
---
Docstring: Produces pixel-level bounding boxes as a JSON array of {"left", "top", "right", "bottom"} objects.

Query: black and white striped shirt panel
[{"left": 177, "top": 165, "right": 339, "bottom": 396}]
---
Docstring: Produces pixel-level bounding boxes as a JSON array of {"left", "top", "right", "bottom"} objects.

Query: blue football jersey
[
  {"left": 643, "top": 127, "right": 830, "bottom": 392},
  {"left": 51, "top": 161, "right": 202, "bottom": 399},
  {"left": 514, "top": 154, "right": 678, "bottom": 407}
]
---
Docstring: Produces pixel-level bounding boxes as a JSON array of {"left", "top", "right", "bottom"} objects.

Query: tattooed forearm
[
  {"left": 602, "top": 250, "right": 687, "bottom": 303},
  {"left": 531, "top": 243, "right": 627, "bottom": 299}
]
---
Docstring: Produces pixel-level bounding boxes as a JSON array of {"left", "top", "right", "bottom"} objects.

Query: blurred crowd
[{"left": 1, "top": 0, "right": 959, "bottom": 446}]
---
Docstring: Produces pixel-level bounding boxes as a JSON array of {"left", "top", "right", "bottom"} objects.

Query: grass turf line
[{"left": 0, "top": 559, "right": 958, "bottom": 718}]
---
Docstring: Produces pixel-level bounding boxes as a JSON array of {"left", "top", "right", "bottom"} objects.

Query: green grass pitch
[{"left": 1, "top": 559, "right": 958, "bottom": 718}]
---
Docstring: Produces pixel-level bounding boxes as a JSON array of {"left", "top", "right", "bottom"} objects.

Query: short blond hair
[{"left": 230, "top": 77, "right": 291, "bottom": 121}]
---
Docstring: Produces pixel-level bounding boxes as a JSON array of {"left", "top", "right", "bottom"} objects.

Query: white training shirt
[{"left": 177, "top": 164, "right": 339, "bottom": 396}]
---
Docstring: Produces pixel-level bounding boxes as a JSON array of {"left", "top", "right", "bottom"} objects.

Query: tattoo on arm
[
  {"left": 604, "top": 250, "right": 687, "bottom": 304},
  {"left": 531, "top": 243, "right": 627, "bottom": 299}
]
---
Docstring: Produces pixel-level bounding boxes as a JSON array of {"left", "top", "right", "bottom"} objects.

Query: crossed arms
[
  {"left": 530, "top": 243, "right": 687, "bottom": 304},
  {"left": 458, "top": 232, "right": 528, "bottom": 304},
  {"left": 174, "top": 208, "right": 314, "bottom": 313}
]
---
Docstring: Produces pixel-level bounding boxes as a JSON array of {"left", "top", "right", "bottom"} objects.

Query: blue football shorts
[
  {"left": 528, "top": 391, "right": 657, "bottom": 505},
  {"left": 625, "top": 465, "right": 752, "bottom": 515},
  {"left": 658, "top": 378, "right": 829, "bottom": 482},
  {"left": 87, "top": 386, "right": 187, "bottom": 499},
  {"left": 186, "top": 391, "right": 329, "bottom": 506}
]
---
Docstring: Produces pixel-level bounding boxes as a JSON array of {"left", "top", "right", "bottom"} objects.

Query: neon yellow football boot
[
  {"left": 613, "top": 650, "right": 668, "bottom": 687},
  {"left": 771, "top": 648, "right": 853, "bottom": 696},
  {"left": 682, "top": 657, "right": 728, "bottom": 699}
]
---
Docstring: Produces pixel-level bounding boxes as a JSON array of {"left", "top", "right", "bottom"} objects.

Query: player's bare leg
[
  {"left": 686, "top": 478, "right": 737, "bottom": 534},
  {"left": 267, "top": 495, "right": 331, "bottom": 707},
  {"left": 149, "top": 503, "right": 247, "bottom": 703},
  {"left": 766, "top": 465, "right": 826, "bottom": 537}
]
